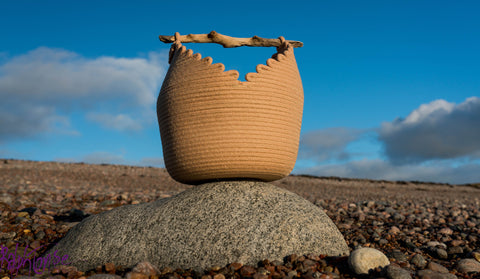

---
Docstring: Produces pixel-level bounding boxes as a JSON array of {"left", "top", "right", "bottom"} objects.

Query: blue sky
[{"left": 1, "top": 1, "right": 479, "bottom": 184}]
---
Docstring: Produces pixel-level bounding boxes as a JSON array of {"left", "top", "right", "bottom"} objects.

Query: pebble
[
  {"left": 427, "top": 241, "right": 447, "bottom": 249},
  {"left": 428, "top": 247, "right": 449, "bottom": 260},
  {"left": 389, "top": 226, "right": 401, "bottom": 235},
  {"left": 455, "top": 258, "right": 480, "bottom": 273},
  {"left": 449, "top": 240, "right": 464, "bottom": 247},
  {"left": 253, "top": 273, "right": 268, "bottom": 279},
  {"left": 436, "top": 249, "right": 449, "bottom": 260},
  {"left": 447, "top": 246, "right": 463, "bottom": 255},
  {"left": 229, "top": 262, "right": 243, "bottom": 271},
  {"left": 411, "top": 254, "right": 427, "bottom": 269},
  {"left": 348, "top": 247, "right": 390, "bottom": 275},
  {"left": 417, "top": 269, "right": 457, "bottom": 279},
  {"left": 427, "top": 262, "right": 449, "bottom": 273},
  {"left": 125, "top": 272, "right": 148, "bottom": 279},
  {"left": 389, "top": 250, "right": 408, "bottom": 262},
  {"left": 472, "top": 251, "right": 480, "bottom": 261},
  {"left": 386, "top": 264, "right": 412, "bottom": 279},
  {"left": 240, "top": 265, "right": 257, "bottom": 277},
  {"left": 438, "top": 227, "right": 453, "bottom": 235},
  {"left": 131, "top": 261, "right": 159, "bottom": 276},
  {"left": 0, "top": 231, "right": 16, "bottom": 240}
]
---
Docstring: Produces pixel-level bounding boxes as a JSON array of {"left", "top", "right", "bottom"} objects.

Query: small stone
[
  {"left": 386, "top": 264, "right": 412, "bottom": 279},
  {"left": 417, "top": 269, "right": 457, "bottom": 279},
  {"left": 126, "top": 272, "right": 148, "bottom": 279},
  {"left": 104, "top": 262, "right": 116, "bottom": 274},
  {"left": 160, "top": 267, "right": 173, "bottom": 274},
  {"left": 427, "top": 262, "right": 449, "bottom": 273},
  {"left": 286, "top": 270, "right": 298, "bottom": 279},
  {"left": 447, "top": 246, "right": 463, "bottom": 255},
  {"left": 303, "top": 259, "right": 316, "bottom": 267},
  {"left": 30, "top": 240, "right": 41, "bottom": 250},
  {"left": 435, "top": 249, "right": 448, "bottom": 260},
  {"left": 17, "top": 211, "right": 30, "bottom": 218},
  {"left": 427, "top": 241, "right": 447, "bottom": 249},
  {"left": 213, "top": 274, "right": 225, "bottom": 279},
  {"left": 472, "top": 251, "right": 480, "bottom": 262},
  {"left": 411, "top": 254, "right": 427, "bottom": 269},
  {"left": 100, "top": 200, "right": 117, "bottom": 206},
  {"left": 131, "top": 261, "right": 159, "bottom": 275},
  {"left": 389, "top": 250, "right": 408, "bottom": 262},
  {"left": 240, "top": 265, "right": 257, "bottom": 277},
  {"left": 0, "top": 231, "right": 16, "bottom": 240},
  {"left": 229, "top": 262, "right": 243, "bottom": 271},
  {"left": 403, "top": 240, "right": 417, "bottom": 251},
  {"left": 438, "top": 228, "right": 453, "bottom": 235},
  {"left": 35, "top": 230, "right": 46, "bottom": 240},
  {"left": 389, "top": 226, "right": 401, "bottom": 235},
  {"left": 253, "top": 273, "right": 268, "bottom": 279},
  {"left": 456, "top": 258, "right": 480, "bottom": 273},
  {"left": 348, "top": 247, "right": 390, "bottom": 275},
  {"left": 271, "top": 260, "right": 283, "bottom": 266},
  {"left": 379, "top": 239, "right": 389, "bottom": 245},
  {"left": 449, "top": 240, "right": 464, "bottom": 247}
]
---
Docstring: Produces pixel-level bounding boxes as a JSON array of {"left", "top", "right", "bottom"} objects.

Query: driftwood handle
[{"left": 159, "top": 31, "right": 303, "bottom": 48}]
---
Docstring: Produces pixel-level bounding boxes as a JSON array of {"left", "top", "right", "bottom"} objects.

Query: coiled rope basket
[{"left": 157, "top": 32, "right": 304, "bottom": 184}]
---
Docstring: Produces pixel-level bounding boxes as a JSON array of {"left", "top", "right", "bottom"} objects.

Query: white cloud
[
  {"left": 0, "top": 47, "right": 167, "bottom": 140},
  {"left": 295, "top": 98, "right": 480, "bottom": 184},
  {"left": 86, "top": 112, "right": 143, "bottom": 132},
  {"left": 0, "top": 104, "right": 75, "bottom": 140},
  {"left": 296, "top": 159, "right": 480, "bottom": 185},
  {"left": 298, "top": 127, "right": 366, "bottom": 162},
  {"left": 379, "top": 97, "right": 480, "bottom": 164}
]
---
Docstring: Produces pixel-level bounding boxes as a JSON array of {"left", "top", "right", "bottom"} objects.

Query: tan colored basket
[{"left": 157, "top": 33, "right": 304, "bottom": 184}]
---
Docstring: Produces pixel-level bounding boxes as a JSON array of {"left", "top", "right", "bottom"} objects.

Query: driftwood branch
[{"left": 159, "top": 31, "right": 303, "bottom": 48}]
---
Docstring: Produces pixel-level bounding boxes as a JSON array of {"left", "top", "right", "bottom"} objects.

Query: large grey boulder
[{"left": 45, "top": 181, "right": 348, "bottom": 271}]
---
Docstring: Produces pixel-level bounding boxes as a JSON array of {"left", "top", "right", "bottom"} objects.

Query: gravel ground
[{"left": 0, "top": 159, "right": 479, "bottom": 279}]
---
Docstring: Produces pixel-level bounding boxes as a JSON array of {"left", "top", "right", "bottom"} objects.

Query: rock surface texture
[{"left": 45, "top": 181, "right": 349, "bottom": 272}]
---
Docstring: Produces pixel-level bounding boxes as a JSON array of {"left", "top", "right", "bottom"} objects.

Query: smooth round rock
[
  {"left": 456, "top": 258, "right": 480, "bottom": 273},
  {"left": 410, "top": 254, "right": 427, "bottom": 269},
  {"left": 44, "top": 181, "right": 349, "bottom": 271},
  {"left": 348, "top": 247, "right": 390, "bottom": 275},
  {"left": 386, "top": 264, "right": 412, "bottom": 279}
]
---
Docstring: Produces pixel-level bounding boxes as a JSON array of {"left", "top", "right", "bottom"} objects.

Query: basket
[{"left": 157, "top": 32, "right": 304, "bottom": 184}]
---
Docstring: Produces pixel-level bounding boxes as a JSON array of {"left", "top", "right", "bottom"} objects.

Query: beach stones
[{"left": 45, "top": 181, "right": 349, "bottom": 272}]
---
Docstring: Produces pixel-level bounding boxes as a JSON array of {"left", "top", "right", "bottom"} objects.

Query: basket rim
[{"left": 169, "top": 39, "right": 296, "bottom": 84}]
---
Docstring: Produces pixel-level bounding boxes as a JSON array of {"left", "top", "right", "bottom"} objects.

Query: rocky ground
[{"left": 0, "top": 159, "right": 479, "bottom": 279}]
